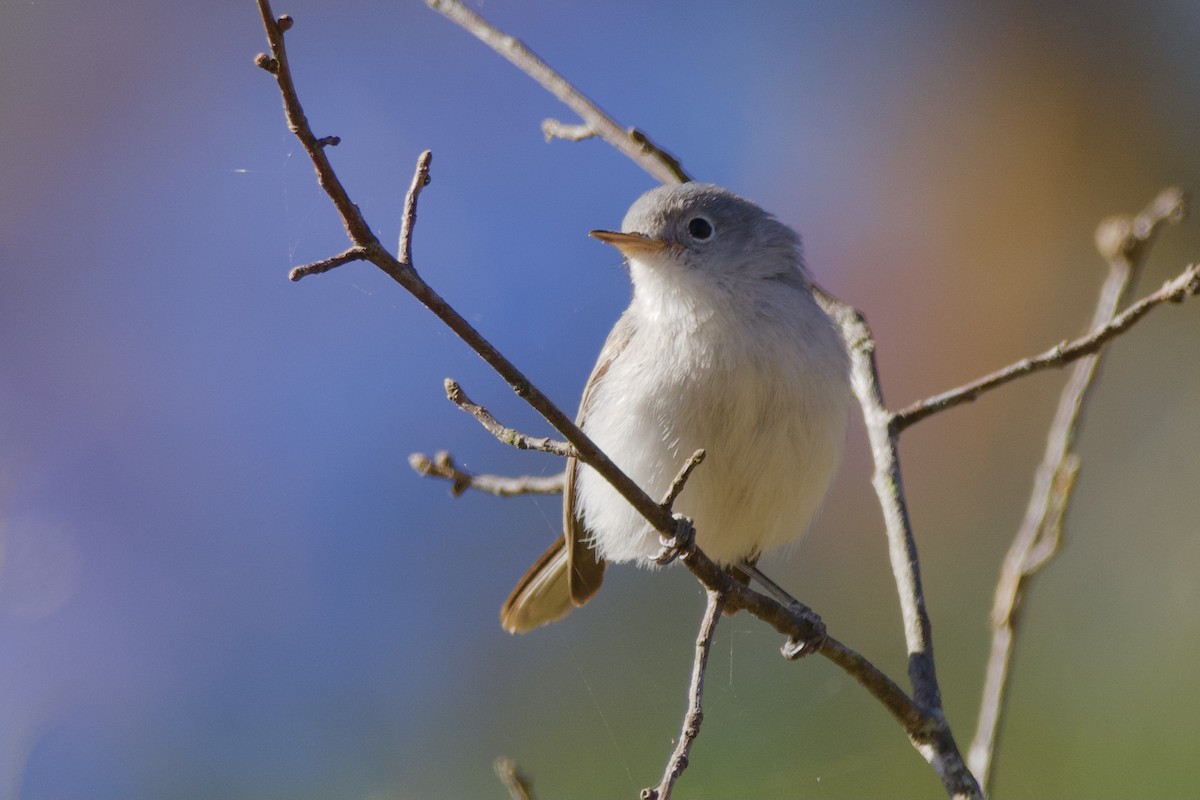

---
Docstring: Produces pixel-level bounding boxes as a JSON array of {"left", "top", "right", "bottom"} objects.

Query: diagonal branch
[
  {"left": 443, "top": 379, "right": 575, "bottom": 457},
  {"left": 257, "top": 2, "right": 674, "bottom": 539},
  {"left": 494, "top": 757, "right": 537, "bottom": 800},
  {"left": 893, "top": 188, "right": 1192, "bottom": 432},
  {"left": 254, "top": 10, "right": 857, "bottom": 690},
  {"left": 670, "top": 534, "right": 927, "bottom": 747},
  {"left": 408, "top": 451, "right": 564, "bottom": 497},
  {"left": 424, "top": 0, "right": 690, "bottom": 185},
  {"left": 966, "top": 189, "right": 1190, "bottom": 792},
  {"left": 419, "top": 6, "right": 977, "bottom": 793},
  {"left": 254, "top": 10, "right": 375, "bottom": 247}
]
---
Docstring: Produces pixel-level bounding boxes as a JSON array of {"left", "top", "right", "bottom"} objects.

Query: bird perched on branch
[{"left": 502, "top": 183, "right": 849, "bottom": 633}]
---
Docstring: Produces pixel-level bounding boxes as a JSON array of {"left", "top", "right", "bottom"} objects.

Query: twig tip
[
  {"left": 417, "top": 150, "right": 433, "bottom": 185},
  {"left": 1153, "top": 186, "right": 1189, "bottom": 224}
]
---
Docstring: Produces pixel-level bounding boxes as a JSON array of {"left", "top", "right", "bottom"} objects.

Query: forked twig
[
  {"left": 424, "top": 0, "right": 689, "bottom": 185},
  {"left": 966, "top": 190, "right": 1190, "bottom": 791},
  {"left": 894, "top": 188, "right": 1192, "bottom": 432},
  {"left": 812, "top": 290, "right": 981, "bottom": 795},
  {"left": 408, "top": 451, "right": 564, "bottom": 497}
]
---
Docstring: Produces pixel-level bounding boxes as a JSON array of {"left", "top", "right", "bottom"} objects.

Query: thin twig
[
  {"left": 646, "top": 588, "right": 726, "bottom": 800},
  {"left": 398, "top": 150, "right": 432, "bottom": 264},
  {"left": 673, "top": 536, "right": 926, "bottom": 739},
  {"left": 408, "top": 451, "right": 564, "bottom": 497},
  {"left": 1018, "top": 455, "right": 1080, "bottom": 577},
  {"left": 541, "top": 119, "right": 596, "bottom": 142},
  {"left": 424, "top": 0, "right": 690, "bottom": 185},
  {"left": 287, "top": 245, "right": 368, "bottom": 281},
  {"left": 967, "top": 188, "right": 1188, "bottom": 792},
  {"left": 444, "top": 379, "right": 575, "bottom": 457},
  {"left": 494, "top": 757, "right": 536, "bottom": 800},
  {"left": 659, "top": 449, "right": 706, "bottom": 511},
  {"left": 894, "top": 188, "right": 1191, "bottom": 431}
]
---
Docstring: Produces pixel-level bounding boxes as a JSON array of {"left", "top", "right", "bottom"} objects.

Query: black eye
[{"left": 687, "top": 217, "right": 713, "bottom": 241}]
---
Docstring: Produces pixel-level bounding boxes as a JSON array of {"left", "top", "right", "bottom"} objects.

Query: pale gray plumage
[{"left": 502, "top": 183, "right": 849, "bottom": 633}]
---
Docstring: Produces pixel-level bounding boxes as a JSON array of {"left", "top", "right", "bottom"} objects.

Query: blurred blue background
[{"left": 2, "top": 1, "right": 1199, "bottom": 798}]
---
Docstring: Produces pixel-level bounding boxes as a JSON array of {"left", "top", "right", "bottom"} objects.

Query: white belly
[{"left": 575, "top": 299, "right": 848, "bottom": 565}]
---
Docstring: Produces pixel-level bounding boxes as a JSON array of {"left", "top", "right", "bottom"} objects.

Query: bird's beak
[{"left": 589, "top": 229, "right": 670, "bottom": 256}]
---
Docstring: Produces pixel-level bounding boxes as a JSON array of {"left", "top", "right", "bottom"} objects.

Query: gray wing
[
  {"left": 565, "top": 310, "right": 637, "bottom": 605},
  {"left": 500, "top": 311, "right": 635, "bottom": 632}
]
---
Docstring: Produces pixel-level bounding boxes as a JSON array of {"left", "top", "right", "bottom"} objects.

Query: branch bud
[
  {"left": 254, "top": 53, "right": 279, "bottom": 74},
  {"left": 1094, "top": 215, "right": 1133, "bottom": 262}
]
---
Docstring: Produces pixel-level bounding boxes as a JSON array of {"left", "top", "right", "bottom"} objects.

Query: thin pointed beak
[{"left": 589, "top": 229, "right": 670, "bottom": 256}]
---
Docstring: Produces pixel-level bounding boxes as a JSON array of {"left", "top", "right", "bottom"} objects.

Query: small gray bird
[{"left": 501, "top": 183, "right": 849, "bottom": 633}]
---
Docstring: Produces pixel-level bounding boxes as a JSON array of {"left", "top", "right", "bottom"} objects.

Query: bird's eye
[{"left": 687, "top": 217, "right": 714, "bottom": 241}]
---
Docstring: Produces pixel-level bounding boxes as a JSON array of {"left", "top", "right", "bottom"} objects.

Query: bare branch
[
  {"left": 894, "top": 264, "right": 1198, "bottom": 430},
  {"left": 409, "top": 451, "right": 564, "bottom": 497},
  {"left": 398, "top": 150, "right": 432, "bottom": 264},
  {"left": 255, "top": 7, "right": 674, "bottom": 535},
  {"left": 817, "top": 294, "right": 937, "bottom": 701},
  {"left": 659, "top": 449, "right": 706, "bottom": 511},
  {"left": 894, "top": 188, "right": 1191, "bottom": 431},
  {"left": 646, "top": 589, "right": 725, "bottom": 800},
  {"left": 815, "top": 289, "right": 980, "bottom": 799},
  {"left": 444, "top": 379, "right": 575, "bottom": 457},
  {"left": 966, "top": 188, "right": 1188, "bottom": 791},
  {"left": 494, "top": 757, "right": 536, "bottom": 800},
  {"left": 1019, "top": 454, "right": 1080, "bottom": 575},
  {"left": 288, "top": 245, "right": 368, "bottom": 281},
  {"left": 668, "top": 535, "right": 936, "bottom": 747},
  {"left": 254, "top": 3, "right": 376, "bottom": 247},
  {"left": 425, "top": 0, "right": 690, "bottom": 185}
]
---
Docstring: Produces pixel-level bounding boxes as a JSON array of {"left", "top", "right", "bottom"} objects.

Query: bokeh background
[{"left": 2, "top": 1, "right": 1198, "bottom": 798}]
